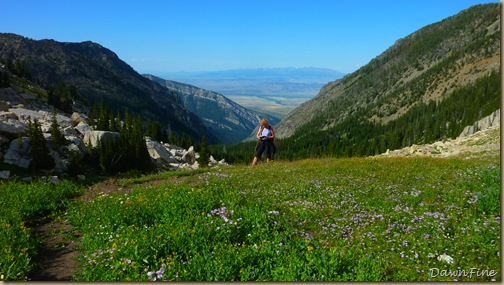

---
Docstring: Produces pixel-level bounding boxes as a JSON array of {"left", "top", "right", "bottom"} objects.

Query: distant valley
[{"left": 147, "top": 67, "right": 345, "bottom": 119}]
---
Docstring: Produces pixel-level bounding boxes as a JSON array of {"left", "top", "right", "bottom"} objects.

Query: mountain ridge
[
  {"left": 275, "top": 3, "right": 500, "bottom": 140},
  {"left": 0, "top": 33, "right": 217, "bottom": 143},
  {"left": 144, "top": 74, "right": 280, "bottom": 143}
]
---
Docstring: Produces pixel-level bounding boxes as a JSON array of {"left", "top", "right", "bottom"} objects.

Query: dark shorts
[{"left": 255, "top": 139, "right": 275, "bottom": 159}]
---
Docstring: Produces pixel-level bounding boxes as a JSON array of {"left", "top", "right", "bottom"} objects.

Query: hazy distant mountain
[
  {"left": 0, "top": 33, "right": 217, "bottom": 143},
  {"left": 149, "top": 67, "right": 345, "bottom": 97},
  {"left": 144, "top": 74, "right": 280, "bottom": 143}
]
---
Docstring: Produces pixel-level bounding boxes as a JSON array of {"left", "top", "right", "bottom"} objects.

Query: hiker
[{"left": 252, "top": 118, "right": 276, "bottom": 166}]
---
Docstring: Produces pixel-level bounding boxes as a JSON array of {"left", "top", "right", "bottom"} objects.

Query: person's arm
[{"left": 256, "top": 126, "right": 263, "bottom": 139}]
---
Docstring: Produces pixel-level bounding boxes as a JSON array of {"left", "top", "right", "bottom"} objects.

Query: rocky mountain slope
[
  {"left": 275, "top": 3, "right": 500, "bottom": 139},
  {"left": 377, "top": 109, "right": 500, "bottom": 159},
  {"left": 0, "top": 33, "right": 216, "bottom": 143},
  {"left": 144, "top": 75, "right": 279, "bottom": 143},
  {"left": 0, "top": 84, "right": 227, "bottom": 180}
]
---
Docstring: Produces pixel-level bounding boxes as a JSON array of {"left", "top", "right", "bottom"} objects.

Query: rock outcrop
[
  {"left": 378, "top": 110, "right": 500, "bottom": 159},
  {"left": 0, "top": 88, "right": 228, "bottom": 180},
  {"left": 83, "top": 131, "right": 120, "bottom": 148},
  {"left": 458, "top": 109, "right": 500, "bottom": 138},
  {"left": 4, "top": 137, "right": 32, "bottom": 168}
]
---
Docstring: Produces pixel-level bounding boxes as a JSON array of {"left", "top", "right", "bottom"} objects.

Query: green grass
[
  {"left": 0, "top": 155, "right": 499, "bottom": 281},
  {"left": 0, "top": 179, "right": 84, "bottom": 281},
  {"left": 63, "top": 155, "right": 500, "bottom": 281}
]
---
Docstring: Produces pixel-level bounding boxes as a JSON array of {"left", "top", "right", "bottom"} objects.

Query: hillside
[
  {"left": 0, "top": 33, "right": 216, "bottom": 143},
  {"left": 275, "top": 3, "right": 500, "bottom": 149},
  {"left": 144, "top": 74, "right": 280, "bottom": 143}
]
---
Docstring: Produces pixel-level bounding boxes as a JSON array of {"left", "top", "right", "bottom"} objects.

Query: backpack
[{"left": 263, "top": 125, "right": 276, "bottom": 155}]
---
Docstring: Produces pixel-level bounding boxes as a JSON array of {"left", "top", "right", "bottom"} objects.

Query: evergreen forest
[{"left": 209, "top": 69, "right": 500, "bottom": 164}]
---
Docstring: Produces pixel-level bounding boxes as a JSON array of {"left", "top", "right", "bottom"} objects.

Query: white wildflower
[{"left": 437, "top": 253, "right": 454, "bottom": 264}]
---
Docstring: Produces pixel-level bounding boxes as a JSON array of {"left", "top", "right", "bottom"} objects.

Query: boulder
[
  {"left": 75, "top": 122, "right": 92, "bottom": 136},
  {"left": 62, "top": 126, "right": 79, "bottom": 137},
  {"left": 0, "top": 111, "right": 18, "bottom": 120},
  {"left": 145, "top": 137, "right": 177, "bottom": 164},
  {"left": 0, "top": 119, "right": 27, "bottom": 136},
  {"left": 50, "top": 149, "right": 67, "bottom": 173},
  {"left": 49, "top": 176, "right": 61, "bottom": 184},
  {"left": 182, "top": 146, "right": 196, "bottom": 164},
  {"left": 65, "top": 136, "right": 87, "bottom": 156},
  {"left": 71, "top": 112, "right": 89, "bottom": 127},
  {"left": 83, "top": 130, "right": 120, "bottom": 148},
  {"left": 3, "top": 137, "right": 32, "bottom": 169},
  {"left": 0, "top": 170, "right": 10, "bottom": 180}
]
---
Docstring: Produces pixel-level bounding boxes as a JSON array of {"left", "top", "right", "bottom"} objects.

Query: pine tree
[
  {"left": 198, "top": 136, "right": 210, "bottom": 168},
  {"left": 27, "top": 118, "right": 55, "bottom": 171},
  {"left": 50, "top": 108, "right": 67, "bottom": 148},
  {"left": 97, "top": 101, "right": 110, "bottom": 131}
]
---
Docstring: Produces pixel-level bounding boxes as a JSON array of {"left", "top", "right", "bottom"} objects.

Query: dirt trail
[
  {"left": 29, "top": 218, "right": 81, "bottom": 281},
  {"left": 28, "top": 174, "right": 195, "bottom": 281}
]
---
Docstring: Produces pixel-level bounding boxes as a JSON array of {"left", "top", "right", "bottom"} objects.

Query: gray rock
[
  {"left": 4, "top": 137, "right": 32, "bottom": 168},
  {"left": 75, "top": 122, "right": 92, "bottom": 136},
  {"left": 182, "top": 146, "right": 196, "bottom": 164},
  {"left": 145, "top": 136, "right": 175, "bottom": 164},
  {"left": 0, "top": 111, "right": 18, "bottom": 120},
  {"left": 0, "top": 170, "right": 10, "bottom": 180},
  {"left": 83, "top": 130, "right": 120, "bottom": 148},
  {"left": 50, "top": 176, "right": 61, "bottom": 184},
  {"left": 71, "top": 112, "right": 89, "bottom": 127},
  {"left": 459, "top": 109, "right": 500, "bottom": 138},
  {"left": 65, "top": 136, "right": 87, "bottom": 156},
  {"left": 0, "top": 119, "right": 27, "bottom": 135}
]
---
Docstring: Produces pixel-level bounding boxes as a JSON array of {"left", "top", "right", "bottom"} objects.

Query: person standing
[{"left": 252, "top": 118, "right": 275, "bottom": 166}]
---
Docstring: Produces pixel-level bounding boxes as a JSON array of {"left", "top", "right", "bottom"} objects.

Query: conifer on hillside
[
  {"left": 27, "top": 118, "right": 55, "bottom": 171},
  {"left": 50, "top": 108, "right": 67, "bottom": 149}
]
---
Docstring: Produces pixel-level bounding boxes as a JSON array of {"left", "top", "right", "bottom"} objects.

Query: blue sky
[{"left": 1, "top": 0, "right": 497, "bottom": 74}]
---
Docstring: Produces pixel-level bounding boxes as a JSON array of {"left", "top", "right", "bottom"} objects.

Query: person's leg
[
  {"left": 252, "top": 156, "right": 258, "bottom": 166},
  {"left": 252, "top": 142, "right": 265, "bottom": 166},
  {"left": 265, "top": 141, "right": 272, "bottom": 165}
]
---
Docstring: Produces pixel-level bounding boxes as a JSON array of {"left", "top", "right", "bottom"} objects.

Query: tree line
[{"left": 210, "top": 70, "right": 500, "bottom": 164}]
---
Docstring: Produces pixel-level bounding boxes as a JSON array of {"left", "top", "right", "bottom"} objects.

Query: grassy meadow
[
  {"left": 0, "top": 179, "right": 83, "bottom": 280},
  {"left": 0, "top": 154, "right": 500, "bottom": 281}
]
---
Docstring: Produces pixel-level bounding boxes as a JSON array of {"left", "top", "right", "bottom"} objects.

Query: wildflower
[
  {"left": 437, "top": 253, "right": 454, "bottom": 264},
  {"left": 307, "top": 245, "right": 314, "bottom": 251}
]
